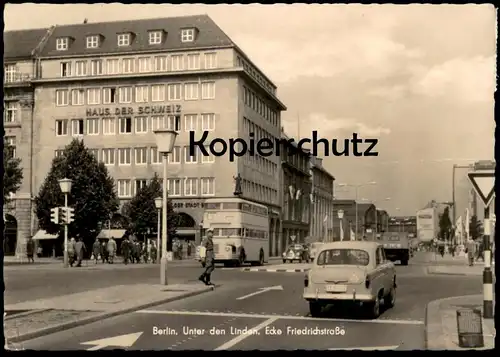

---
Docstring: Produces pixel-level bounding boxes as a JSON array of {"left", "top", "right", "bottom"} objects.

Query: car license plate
[{"left": 325, "top": 285, "right": 347, "bottom": 293}]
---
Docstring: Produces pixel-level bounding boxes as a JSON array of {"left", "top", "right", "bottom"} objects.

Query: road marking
[
  {"left": 81, "top": 332, "right": 143, "bottom": 351},
  {"left": 328, "top": 345, "right": 399, "bottom": 350},
  {"left": 136, "top": 310, "right": 424, "bottom": 325},
  {"left": 214, "top": 317, "right": 278, "bottom": 350},
  {"left": 236, "top": 285, "right": 284, "bottom": 300}
]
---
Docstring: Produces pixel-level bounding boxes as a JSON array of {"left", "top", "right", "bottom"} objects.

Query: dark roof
[
  {"left": 312, "top": 164, "right": 335, "bottom": 181},
  {"left": 3, "top": 28, "right": 51, "bottom": 61},
  {"left": 39, "top": 15, "right": 234, "bottom": 57},
  {"left": 356, "top": 203, "right": 375, "bottom": 215}
]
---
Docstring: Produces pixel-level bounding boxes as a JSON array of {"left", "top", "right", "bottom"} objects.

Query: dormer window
[
  {"left": 181, "top": 28, "right": 195, "bottom": 43},
  {"left": 117, "top": 33, "right": 131, "bottom": 47},
  {"left": 86, "top": 35, "right": 100, "bottom": 49},
  {"left": 56, "top": 37, "right": 69, "bottom": 51},
  {"left": 149, "top": 31, "right": 163, "bottom": 45}
]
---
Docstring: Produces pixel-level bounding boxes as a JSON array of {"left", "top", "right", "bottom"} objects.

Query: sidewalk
[
  {"left": 4, "top": 283, "right": 214, "bottom": 345},
  {"left": 3, "top": 256, "right": 61, "bottom": 266},
  {"left": 426, "top": 295, "right": 495, "bottom": 350},
  {"left": 427, "top": 255, "right": 495, "bottom": 276}
]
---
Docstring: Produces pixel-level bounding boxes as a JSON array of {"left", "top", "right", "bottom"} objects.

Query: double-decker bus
[{"left": 202, "top": 197, "right": 269, "bottom": 267}]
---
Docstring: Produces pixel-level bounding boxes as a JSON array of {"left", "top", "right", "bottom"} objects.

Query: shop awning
[
  {"left": 97, "top": 229, "right": 126, "bottom": 239},
  {"left": 33, "top": 230, "right": 58, "bottom": 240}
]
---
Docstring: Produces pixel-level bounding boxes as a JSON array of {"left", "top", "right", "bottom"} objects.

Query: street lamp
[
  {"left": 338, "top": 181, "right": 376, "bottom": 240},
  {"left": 58, "top": 178, "right": 72, "bottom": 268},
  {"left": 153, "top": 129, "right": 178, "bottom": 285},
  {"left": 337, "top": 209, "right": 344, "bottom": 241},
  {"left": 154, "top": 196, "right": 162, "bottom": 264}
]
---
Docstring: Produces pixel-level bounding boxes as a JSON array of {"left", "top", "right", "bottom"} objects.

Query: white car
[
  {"left": 303, "top": 241, "right": 396, "bottom": 319},
  {"left": 195, "top": 245, "right": 206, "bottom": 267}
]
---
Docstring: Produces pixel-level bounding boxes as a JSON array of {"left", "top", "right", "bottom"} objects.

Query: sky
[{"left": 4, "top": 4, "right": 497, "bottom": 216}]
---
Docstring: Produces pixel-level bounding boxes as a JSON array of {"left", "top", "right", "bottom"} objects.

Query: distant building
[
  {"left": 331, "top": 200, "right": 377, "bottom": 240},
  {"left": 377, "top": 210, "right": 389, "bottom": 233},
  {"left": 309, "top": 157, "right": 335, "bottom": 242}
]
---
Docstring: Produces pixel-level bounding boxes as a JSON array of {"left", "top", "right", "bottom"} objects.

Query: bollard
[{"left": 456, "top": 308, "right": 484, "bottom": 348}]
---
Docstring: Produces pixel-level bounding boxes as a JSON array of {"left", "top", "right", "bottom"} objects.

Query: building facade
[
  {"left": 280, "top": 133, "right": 312, "bottom": 252},
  {"left": 309, "top": 157, "right": 335, "bottom": 241},
  {"left": 4, "top": 15, "right": 287, "bottom": 256}
]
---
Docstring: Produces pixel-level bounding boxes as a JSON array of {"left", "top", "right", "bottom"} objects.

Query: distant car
[
  {"left": 283, "top": 244, "right": 309, "bottom": 263},
  {"left": 195, "top": 245, "right": 206, "bottom": 268},
  {"left": 309, "top": 242, "right": 324, "bottom": 262},
  {"left": 303, "top": 241, "right": 396, "bottom": 319}
]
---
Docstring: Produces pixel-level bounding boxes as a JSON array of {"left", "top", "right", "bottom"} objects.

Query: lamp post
[
  {"left": 153, "top": 129, "right": 178, "bottom": 285},
  {"left": 58, "top": 178, "right": 72, "bottom": 268},
  {"left": 337, "top": 209, "right": 344, "bottom": 241},
  {"left": 154, "top": 196, "right": 162, "bottom": 264},
  {"left": 338, "top": 182, "right": 376, "bottom": 240}
]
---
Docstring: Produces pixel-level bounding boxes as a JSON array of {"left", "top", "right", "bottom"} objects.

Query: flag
[
  {"left": 296, "top": 189, "right": 302, "bottom": 200},
  {"left": 465, "top": 208, "right": 470, "bottom": 241},
  {"left": 455, "top": 216, "right": 463, "bottom": 244},
  {"left": 350, "top": 227, "right": 355, "bottom": 241},
  {"left": 323, "top": 215, "right": 328, "bottom": 223},
  {"left": 289, "top": 185, "right": 295, "bottom": 199}
]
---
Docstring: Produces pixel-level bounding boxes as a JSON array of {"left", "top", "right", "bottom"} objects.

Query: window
[
  {"left": 184, "top": 146, "right": 197, "bottom": 164},
  {"left": 4, "top": 102, "right": 18, "bottom": 123},
  {"left": 5, "top": 136, "right": 16, "bottom": 158},
  {"left": 122, "top": 58, "right": 135, "bottom": 74},
  {"left": 151, "top": 84, "right": 165, "bottom": 102},
  {"left": 154, "top": 56, "right": 167, "bottom": 71},
  {"left": 56, "top": 37, "right": 68, "bottom": 51},
  {"left": 119, "top": 117, "right": 132, "bottom": 134},
  {"left": 90, "top": 60, "right": 103, "bottom": 75},
  {"left": 135, "top": 147, "right": 147, "bottom": 165},
  {"left": 187, "top": 54, "right": 200, "bottom": 70},
  {"left": 86, "top": 35, "right": 99, "bottom": 49},
  {"left": 71, "top": 89, "right": 84, "bottom": 106},
  {"left": 149, "top": 31, "right": 163, "bottom": 45},
  {"left": 316, "top": 249, "right": 370, "bottom": 266},
  {"left": 167, "top": 83, "right": 182, "bottom": 101},
  {"left": 167, "top": 178, "right": 181, "bottom": 196},
  {"left": 71, "top": 119, "right": 84, "bottom": 136},
  {"left": 106, "top": 59, "right": 120, "bottom": 75},
  {"left": 102, "top": 148, "right": 115, "bottom": 165},
  {"left": 118, "top": 148, "right": 131, "bottom": 165},
  {"left": 201, "top": 178, "right": 215, "bottom": 196},
  {"left": 117, "top": 179, "right": 132, "bottom": 198},
  {"left": 103, "top": 87, "right": 117, "bottom": 104},
  {"left": 138, "top": 57, "right": 152, "bottom": 73},
  {"left": 167, "top": 115, "right": 181, "bottom": 131},
  {"left": 55, "top": 90, "right": 69, "bottom": 106},
  {"left": 4, "top": 65, "right": 17, "bottom": 83},
  {"left": 86, "top": 118, "right": 99, "bottom": 135},
  {"left": 55, "top": 150, "right": 64, "bottom": 158},
  {"left": 184, "top": 83, "right": 199, "bottom": 100},
  {"left": 75, "top": 61, "right": 87, "bottom": 76},
  {"left": 135, "top": 179, "right": 148, "bottom": 194},
  {"left": 88, "top": 149, "right": 99, "bottom": 160},
  {"left": 135, "top": 86, "right": 148, "bottom": 103},
  {"left": 201, "top": 82, "right": 215, "bottom": 99},
  {"left": 201, "top": 147, "right": 214, "bottom": 163},
  {"left": 184, "top": 114, "right": 197, "bottom": 132},
  {"left": 151, "top": 115, "right": 167, "bottom": 131},
  {"left": 102, "top": 118, "right": 115, "bottom": 135},
  {"left": 87, "top": 88, "right": 101, "bottom": 105},
  {"left": 184, "top": 178, "right": 198, "bottom": 196},
  {"left": 168, "top": 146, "right": 181, "bottom": 164},
  {"left": 55, "top": 119, "right": 68, "bottom": 136},
  {"left": 201, "top": 113, "right": 215, "bottom": 131},
  {"left": 119, "top": 87, "right": 132, "bottom": 103},
  {"left": 171, "top": 55, "right": 183, "bottom": 71},
  {"left": 151, "top": 147, "right": 161, "bottom": 164},
  {"left": 135, "top": 117, "right": 148, "bottom": 133},
  {"left": 61, "top": 62, "right": 71, "bottom": 77},
  {"left": 118, "top": 33, "right": 131, "bottom": 47},
  {"left": 204, "top": 52, "right": 217, "bottom": 69},
  {"left": 181, "top": 29, "right": 195, "bottom": 42}
]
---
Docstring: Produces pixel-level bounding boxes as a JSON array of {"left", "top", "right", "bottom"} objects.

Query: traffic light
[
  {"left": 50, "top": 207, "right": 59, "bottom": 224},
  {"left": 61, "top": 207, "right": 75, "bottom": 224}
]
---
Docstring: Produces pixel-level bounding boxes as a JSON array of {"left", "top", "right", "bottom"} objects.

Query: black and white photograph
[{"left": 3, "top": 3, "right": 496, "bottom": 351}]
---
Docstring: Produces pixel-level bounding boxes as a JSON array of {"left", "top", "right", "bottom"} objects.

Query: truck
[
  {"left": 379, "top": 232, "right": 411, "bottom": 265},
  {"left": 416, "top": 207, "right": 439, "bottom": 243}
]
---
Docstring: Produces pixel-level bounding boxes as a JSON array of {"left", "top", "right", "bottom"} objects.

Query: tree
[
  {"left": 34, "top": 139, "right": 118, "bottom": 250},
  {"left": 3, "top": 140, "right": 23, "bottom": 204},
  {"left": 122, "top": 174, "right": 179, "bottom": 250},
  {"left": 439, "top": 207, "right": 452, "bottom": 240},
  {"left": 469, "top": 215, "right": 483, "bottom": 240}
]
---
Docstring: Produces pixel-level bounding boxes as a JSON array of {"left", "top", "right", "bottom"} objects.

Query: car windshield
[
  {"left": 388, "top": 236, "right": 400, "bottom": 241},
  {"left": 316, "top": 249, "right": 370, "bottom": 266}
]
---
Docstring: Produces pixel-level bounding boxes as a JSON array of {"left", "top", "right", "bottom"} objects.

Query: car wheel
[
  {"left": 386, "top": 286, "right": 396, "bottom": 308},
  {"left": 309, "top": 302, "right": 322, "bottom": 317},
  {"left": 401, "top": 259, "right": 409, "bottom": 266},
  {"left": 368, "top": 295, "right": 381, "bottom": 319},
  {"left": 283, "top": 259, "right": 286, "bottom": 263}
]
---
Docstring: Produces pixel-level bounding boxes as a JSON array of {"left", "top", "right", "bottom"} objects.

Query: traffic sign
[{"left": 468, "top": 170, "right": 495, "bottom": 207}]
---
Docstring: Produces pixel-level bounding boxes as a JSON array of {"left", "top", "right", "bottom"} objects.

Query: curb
[
  {"left": 6, "top": 286, "right": 214, "bottom": 343},
  {"left": 425, "top": 294, "right": 482, "bottom": 350},
  {"left": 426, "top": 267, "right": 485, "bottom": 277},
  {"left": 4, "top": 309, "right": 52, "bottom": 321},
  {"left": 241, "top": 268, "right": 310, "bottom": 273}
]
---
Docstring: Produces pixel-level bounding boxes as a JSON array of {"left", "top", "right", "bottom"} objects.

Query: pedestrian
[
  {"left": 68, "top": 237, "right": 76, "bottom": 267},
  {"left": 151, "top": 241, "right": 157, "bottom": 263},
  {"left": 107, "top": 236, "right": 117, "bottom": 264},
  {"left": 198, "top": 228, "right": 215, "bottom": 286},
  {"left": 26, "top": 237, "right": 35, "bottom": 263},
  {"left": 92, "top": 239, "right": 101, "bottom": 264},
  {"left": 74, "top": 237, "right": 86, "bottom": 267},
  {"left": 121, "top": 239, "right": 130, "bottom": 265},
  {"left": 178, "top": 243, "right": 183, "bottom": 260},
  {"left": 101, "top": 241, "right": 108, "bottom": 263},
  {"left": 187, "top": 241, "right": 192, "bottom": 257},
  {"left": 36, "top": 245, "right": 43, "bottom": 258},
  {"left": 467, "top": 239, "right": 476, "bottom": 266}
]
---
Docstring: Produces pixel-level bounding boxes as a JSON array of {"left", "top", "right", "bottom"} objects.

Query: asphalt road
[{"left": 18, "top": 260, "right": 483, "bottom": 350}]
